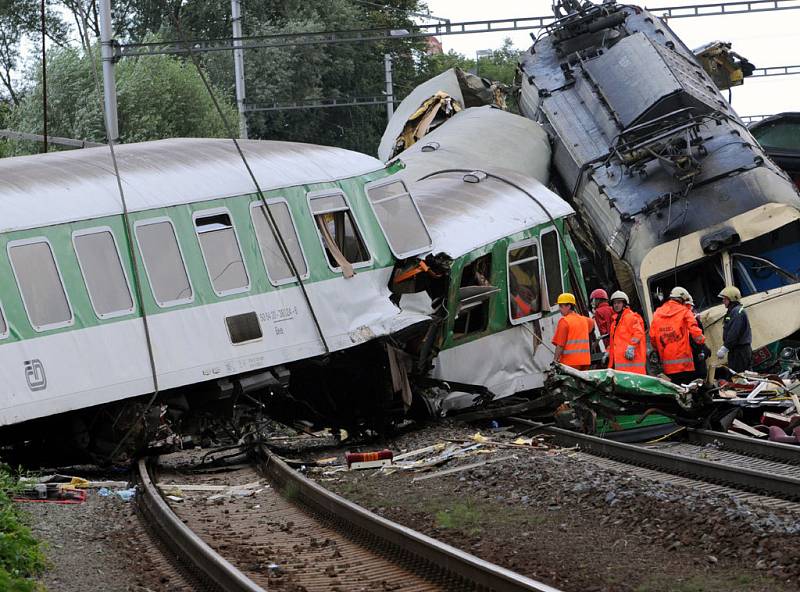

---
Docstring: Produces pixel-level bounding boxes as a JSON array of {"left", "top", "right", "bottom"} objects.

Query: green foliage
[
  {"left": 6, "top": 43, "right": 236, "bottom": 154},
  {"left": 0, "top": 466, "right": 46, "bottom": 591}
]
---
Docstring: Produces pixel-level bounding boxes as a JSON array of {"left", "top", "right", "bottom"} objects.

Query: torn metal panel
[
  {"left": 394, "top": 106, "right": 552, "bottom": 185},
  {"left": 378, "top": 68, "right": 506, "bottom": 162}
]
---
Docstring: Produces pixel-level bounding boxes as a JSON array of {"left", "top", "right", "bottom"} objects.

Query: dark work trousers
[
  {"left": 666, "top": 371, "right": 697, "bottom": 385},
  {"left": 728, "top": 345, "right": 753, "bottom": 373}
]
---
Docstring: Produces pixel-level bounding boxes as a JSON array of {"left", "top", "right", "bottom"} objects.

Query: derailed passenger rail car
[
  {"left": 0, "top": 138, "right": 436, "bottom": 457},
  {"left": 517, "top": 1, "right": 800, "bottom": 363}
]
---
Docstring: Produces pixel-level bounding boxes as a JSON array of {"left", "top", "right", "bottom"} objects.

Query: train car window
[
  {"left": 8, "top": 240, "right": 73, "bottom": 331},
  {"left": 541, "top": 230, "right": 563, "bottom": 308},
  {"left": 648, "top": 255, "right": 724, "bottom": 312},
  {"left": 508, "top": 241, "right": 541, "bottom": 324},
  {"left": 135, "top": 220, "right": 193, "bottom": 307},
  {"left": 309, "top": 192, "right": 370, "bottom": 273},
  {"left": 730, "top": 220, "right": 800, "bottom": 296},
  {"left": 73, "top": 230, "right": 134, "bottom": 318},
  {"left": 454, "top": 254, "right": 495, "bottom": 337},
  {"left": 194, "top": 210, "right": 249, "bottom": 296},
  {"left": 366, "top": 180, "right": 432, "bottom": 258},
  {"left": 251, "top": 200, "right": 308, "bottom": 284}
]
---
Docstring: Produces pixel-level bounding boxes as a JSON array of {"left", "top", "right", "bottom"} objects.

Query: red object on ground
[
  {"left": 13, "top": 490, "right": 87, "bottom": 504},
  {"left": 767, "top": 425, "right": 800, "bottom": 444},
  {"left": 761, "top": 412, "right": 800, "bottom": 429},
  {"left": 345, "top": 450, "right": 393, "bottom": 467}
]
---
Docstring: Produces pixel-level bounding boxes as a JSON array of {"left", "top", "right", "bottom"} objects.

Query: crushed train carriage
[
  {"left": 0, "top": 107, "right": 586, "bottom": 456},
  {"left": 516, "top": 1, "right": 800, "bottom": 370}
]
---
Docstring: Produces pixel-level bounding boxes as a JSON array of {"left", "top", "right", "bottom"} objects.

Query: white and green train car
[
  {"left": 388, "top": 107, "right": 588, "bottom": 413},
  {"left": 0, "top": 138, "right": 437, "bottom": 453},
  {"left": 0, "top": 114, "right": 585, "bottom": 456}
]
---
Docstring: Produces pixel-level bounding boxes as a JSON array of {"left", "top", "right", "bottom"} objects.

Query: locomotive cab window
[
  {"left": 365, "top": 180, "right": 432, "bottom": 258},
  {"left": 251, "top": 200, "right": 308, "bottom": 284},
  {"left": 309, "top": 192, "right": 370, "bottom": 272},
  {"left": 8, "top": 239, "right": 73, "bottom": 331},
  {"left": 508, "top": 241, "right": 542, "bottom": 323},
  {"left": 454, "top": 254, "right": 498, "bottom": 337},
  {"left": 648, "top": 255, "right": 724, "bottom": 312},
  {"left": 73, "top": 229, "right": 134, "bottom": 318},
  {"left": 135, "top": 219, "right": 193, "bottom": 307},
  {"left": 541, "top": 229, "right": 563, "bottom": 309},
  {"left": 193, "top": 210, "right": 249, "bottom": 296}
]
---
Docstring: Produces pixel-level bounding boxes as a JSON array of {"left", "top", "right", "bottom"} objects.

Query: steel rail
[
  {"left": 253, "top": 443, "right": 562, "bottom": 592},
  {"left": 684, "top": 427, "right": 800, "bottom": 465},
  {"left": 135, "top": 458, "right": 265, "bottom": 592},
  {"left": 508, "top": 418, "right": 800, "bottom": 500}
]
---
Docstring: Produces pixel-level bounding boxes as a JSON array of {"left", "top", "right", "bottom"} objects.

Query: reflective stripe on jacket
[
  {"left": 553, "top": 312, "right": 594, "bottom": 369},
  {"left": 649, "top": 299, "right": 705, "bottom": 374},
  {"left": 608, "top": 307, "right": 647, "bottom": 374}
]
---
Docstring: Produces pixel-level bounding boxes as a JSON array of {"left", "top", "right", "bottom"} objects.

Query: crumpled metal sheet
[{"left": 378, "top": 68, "right": 506, "bottom": 161}]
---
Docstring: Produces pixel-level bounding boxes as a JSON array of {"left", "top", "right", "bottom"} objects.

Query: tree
[
  {"left": 0, "top": 0, "right": 68, "bottom": 104},
  {"left": 5, "top": 43, "right": 236, "bottom": 154}
]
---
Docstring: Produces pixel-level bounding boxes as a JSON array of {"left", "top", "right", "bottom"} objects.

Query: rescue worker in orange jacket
[
  {"left": 607, "top": 290, "right": 647, "bottom": 374},
  {"left": 552, "top": 293, "right": 595, "bottom": 370},
  {"left": 649, "top": 286, "right": 706, "bottom": 384}
]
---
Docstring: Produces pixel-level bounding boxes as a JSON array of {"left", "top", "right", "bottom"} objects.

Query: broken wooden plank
[
  {"left": 411, "top": 455, "right": 516, "bottom": 483},
  {"left": 730, "top": 419, "right": 767, "bottom": 438}
]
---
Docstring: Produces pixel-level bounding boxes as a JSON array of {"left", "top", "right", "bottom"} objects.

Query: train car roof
[
  {"left": 0, "top": 138, "right": 382, "bottom": 233},
  {"left": 410, "top": 168, "right": 574, "bottom": 258}
]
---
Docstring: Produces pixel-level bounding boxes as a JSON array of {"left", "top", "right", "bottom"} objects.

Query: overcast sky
[{"left": 425, "top": 0, "right": 800, "bottom": 118}]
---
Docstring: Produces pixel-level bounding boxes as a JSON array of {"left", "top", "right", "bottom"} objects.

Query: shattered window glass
[
  {"left": 366, "top": 181, "right": 431, "bottom": 258},
  {"left": 648, "top": 255, "right": 724, "bottom": 312},
  {"left": 74, "top": 230, "right": 134, "bottom": 317},
  {"left": 541, "top": 230, "right": 563, "bottom": 308},
  {"left": 310, "top": 192, "right": 370, "bottom": 269},
  {"left": 454, "top": 254, "right": 493, "bottom": 337},
  {"left": 136, "top": 220, "right": 193, "bottom": 306},
  {"left": 194, "top": 211, "right": 249, "bottom": 295},
  {"left": 731, "top": 221, "right": 800, "bottom": 296},
  {"left": 251, "top": 201, "right": 308, "bottom": 283},
  {"left": 9, "top": 240, "right": 72, "bottom": 330},
  {"left": 508, "top": 242, "right": 541, "bottom": 322}
]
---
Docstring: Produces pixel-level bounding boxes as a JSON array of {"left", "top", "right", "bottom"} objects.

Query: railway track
[
  {"left": 510, "top": 418, "right": 800, "bottom": 502},
  {"left": 136, "top": 444, "right": 561, "bottom": 592}
]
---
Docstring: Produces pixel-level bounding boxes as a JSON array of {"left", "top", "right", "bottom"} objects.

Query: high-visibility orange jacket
[
  {"left": 649, "top": 299, "right": 705, "bottom": 375},
  {"left": 553, "top": 312, "right": 594, "bottom": 369},
  {"left": 608, "top": 307, "right": 647, "bottom": 374}
]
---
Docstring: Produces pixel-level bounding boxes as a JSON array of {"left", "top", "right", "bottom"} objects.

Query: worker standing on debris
[
  {"left": 552, "top": 292, "right": 595, "bottom": 370},
  {"left": 590, "top": 288, "right": 613, "bottom": 348},
  {"left": 717, "top": 286, "right": 753, "bottom": 373},
  {"left": 649, "top": 287, "right": 706, "bottom": 384},
  {"left": 607, "top": 291, "right": 646, "bottom": 374}
]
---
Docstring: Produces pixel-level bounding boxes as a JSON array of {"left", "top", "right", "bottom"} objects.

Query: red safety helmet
[{"left": 589, "top": 288, "right": 608, "bottom": 300}]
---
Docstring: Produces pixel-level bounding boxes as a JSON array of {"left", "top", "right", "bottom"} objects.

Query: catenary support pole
[
  {"left": 231, "top": 0, "right": 248, "bottom": 139},
  {"left": 98, "top": 0, "right": 119, "bottom": 143},
  {"left": 384, "top": 53, "right": 394, "bottom": 121},
  {"left": 40, "top": 0, "right": 48, "bottom": 152}
]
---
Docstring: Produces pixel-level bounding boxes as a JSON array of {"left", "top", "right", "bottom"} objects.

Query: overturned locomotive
[{"left": 516, "top": 0, "right": 800, "bottom": 367}]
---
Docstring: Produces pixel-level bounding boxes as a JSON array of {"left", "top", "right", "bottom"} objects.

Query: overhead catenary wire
[{"left": 172, "top": 13, "right": 331, "bottom": 355}]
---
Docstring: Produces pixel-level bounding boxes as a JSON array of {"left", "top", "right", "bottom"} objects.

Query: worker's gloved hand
[
  {"left": 717, "top": 345, "right": 729, "bottom": 359},
  {"left": 625, "top": 345, "right": 635, "bottom": 360},
  {"left": 692, "top": 334, "right": 704, "bottom": 344}
]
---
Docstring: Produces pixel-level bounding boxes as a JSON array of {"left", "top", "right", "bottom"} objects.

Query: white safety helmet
[
  {"left": 669, "top": 286, "right": 692, "bottom": 302},
  {"left": 718, "top": 286, "right": 742, "bottom": 301},
  {"left": 609, "top": 290, "right": 629, "bottom": 304}
]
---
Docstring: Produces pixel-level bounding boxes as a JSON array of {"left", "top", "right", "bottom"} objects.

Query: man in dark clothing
[{"left": 717, "top": 286, "right": 752, "bottom": 373}]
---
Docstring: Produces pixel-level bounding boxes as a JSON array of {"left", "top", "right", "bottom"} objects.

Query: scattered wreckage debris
[{"left": 532, "top": 363, "right": 800, "bottom": 445}]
